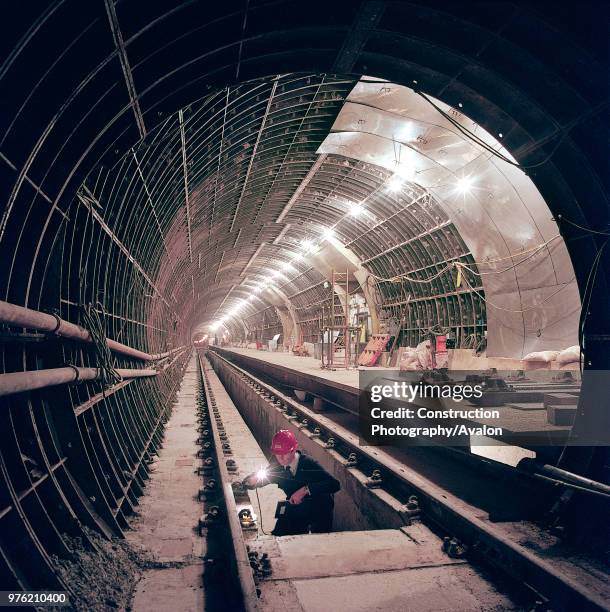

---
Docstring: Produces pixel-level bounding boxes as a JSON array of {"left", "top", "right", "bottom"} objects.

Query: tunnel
[{"left": 0, "top": 1, "right": 609, "bottom": 611}]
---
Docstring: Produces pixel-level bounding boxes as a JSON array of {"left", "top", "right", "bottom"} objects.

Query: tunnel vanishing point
[{"left": 0, "top": 2, "right": 609, "bottom": 611}]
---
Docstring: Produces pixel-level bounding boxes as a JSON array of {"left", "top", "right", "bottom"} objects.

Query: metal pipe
[
  {"left": 150, "top": 346, "right": 188, "bottom": 361},
  {"left": 0, "top": 299, "right": 184, "bottom": 362},
  {"left": 526, "top": 472, "right": 610, "bottom": 500},
  {"left": 0, "top": 367, "right": 157, "bottom": 398},
  {"left": 539, "top": 463, "right": 610, "bottom": 495},
  {"left": 73, "top": 347, "right": 189, "bottom": 417},
  {"left": 518, "top": 458, "right": 610, "bottom": 496}
]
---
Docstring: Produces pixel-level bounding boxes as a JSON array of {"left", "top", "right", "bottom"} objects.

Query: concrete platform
[
  {"left": 223, "top": 346, "right": 362, "bottom": 386},
  {"left": 471, "top": 404, "right": 570, "bottom": 436},
  {"left": 506, "top": 402, "right": 545, "bottom": 411},
  {"left": 250, "top": 528, "right": 521, "bottom": 612},
  {"left": 217, "top": 347, "right": 575, "bottom": 441},
  {"left": 126, "top": 355, "right": 205, "bottom": 612},
  {"left": 217, "top": 346, "right": 363, "bottom": 414}
]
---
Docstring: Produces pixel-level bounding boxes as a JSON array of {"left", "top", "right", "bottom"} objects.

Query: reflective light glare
[
  {"left": 456, "top": 176, "right": 475, "bottom": 194},
  {"left": 394, "top": 162, "right": 415, "bottom": 181},
  {"left": 301, "top": 239, "right": 314, "bottom": 252},
  {"left": 387, "top": 174, "right": 404, "bottom": 192},
  {"left": 322, "top": 227, "right": 335, "bottom": 241},
  {"left": 350, "top": 203, "right": 364, "bottom": 216},
  {"left": 256, "top": 468, "right": 268, "bottom": 481}
]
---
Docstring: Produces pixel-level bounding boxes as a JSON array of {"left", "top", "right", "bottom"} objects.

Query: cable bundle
[{"left": 80, "top": 303, "right": 122, "bottom": 390}]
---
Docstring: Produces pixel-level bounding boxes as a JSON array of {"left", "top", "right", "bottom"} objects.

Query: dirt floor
[{"left": 46, "top": 527, "right": 145, "bottom": 611}]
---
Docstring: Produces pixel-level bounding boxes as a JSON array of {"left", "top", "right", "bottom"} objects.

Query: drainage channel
[{"left": 207, "top": 348, "right": 609, "bottom": 612}]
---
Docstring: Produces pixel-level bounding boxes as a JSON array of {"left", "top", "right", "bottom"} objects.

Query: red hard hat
[{"left": 271, "top": 430, "right": 297, "bottom": 455}]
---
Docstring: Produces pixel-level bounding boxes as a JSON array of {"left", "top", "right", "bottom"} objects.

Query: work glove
[{"left": 242, "top": 473, "right": 258, "bottom": 489}]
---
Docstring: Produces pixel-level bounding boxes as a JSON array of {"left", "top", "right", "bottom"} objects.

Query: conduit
[
  {"left": 0, "top": 367, "right": 157, "bottom": 397},
  {"left": 518, "top": 458, "right": 610, "bottom": 497},
  {"left": 0, "top": 300, "right": 184, "bottom": 361}
]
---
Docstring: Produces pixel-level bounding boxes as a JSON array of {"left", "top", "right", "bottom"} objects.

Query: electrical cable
[
  {"left": 459, "top": 273, "right": 576, "bottom": 313},
  {"left": 415, "top": 90, "right": 573, "bottom": 170},
  {"left": 444, "top": 235, "right": 564, "bottom": 284},
  {"left": 577, "top": 237, "right": 609, "bottom": 373},
  {"left": 454, "top": 242, "right": 556, "bottom": 276},
  {"left": 294, "top": 294, "right": 332, "bottom": 311},
  {"left": 466, "top": 235, "right": 561, "bottom": 266},
  {"left": 80, "top": 302, "right": 122, "bottom": 390},
  {"left": 555, "top": 214, "right": 610, "bottom": 237},
  {"left": 254, "top": 486, "right": 269, "bottom": 535},
  {"left": 420, "top": 323, "right": 451, "bottom": 336},
  {"left": 368, "top": 262, "right": 455, "bottom": 284}
]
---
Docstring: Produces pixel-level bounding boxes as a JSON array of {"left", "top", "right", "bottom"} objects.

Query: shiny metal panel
[{"left": 318, "top": 80, "right": 580, "bottom": 357}]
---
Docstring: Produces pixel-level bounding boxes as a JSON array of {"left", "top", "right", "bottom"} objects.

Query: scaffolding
[{"left": 320, "top": 269, "right": 360, "bottom": 370}]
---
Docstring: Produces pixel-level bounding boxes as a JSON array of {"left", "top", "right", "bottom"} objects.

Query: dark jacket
[
  {"left": 264, "top": 451, "right": 340, "bottom": 533},
  {"left": 266, "top": 451, "right": 340, "bottom": 498}
]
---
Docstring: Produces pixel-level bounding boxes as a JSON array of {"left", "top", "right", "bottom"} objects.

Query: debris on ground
[{"left": 45, "top": 526, "right": 149, "bottom": 612}]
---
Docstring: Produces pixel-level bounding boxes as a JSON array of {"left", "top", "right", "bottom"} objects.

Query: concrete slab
[
  {"left": 291, "top": 564, "right": 520, "bottom": 612},
  {"left": 271, "top": 529, "right": 465, "bottom": 579},
  {"left": 543, "top": 392, "right": 580, "bottom": 408},
  {"left": 506, "top": 402, "right": 545, "bottom": 411},
  {"left": 249, "top": 528, "right": 519, "bottom": 612},
  {"left": 130, "top": 565, "right": 203, "bottom": 612},
  {"left": 546, "top": 405, "right": 577, "bottom": 426},
  {"left": 473, "top": 406, "right": 569, "bottom": 434},
  {"left": 126, "top": 356, "right": 205, "bottom": 610}
]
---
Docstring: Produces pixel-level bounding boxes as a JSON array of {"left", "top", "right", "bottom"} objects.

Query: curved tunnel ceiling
[
  {"left": 1, "top": 0, "right": 608, "bottom": 364},
  {"left": 78, "top": 74, "right": 580, "bottom": 359},
  {"left": 317, "top": 79, "right": 581, "bottom": 356},
  {"left": 0, "top": 1, "right": 608, "bottom": 595}
]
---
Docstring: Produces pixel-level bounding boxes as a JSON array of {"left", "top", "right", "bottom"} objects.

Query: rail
[
  {"left": 195, "top": 351, "right": 259, "bottom": 612},
  {"left": 208, "top": 346, "right": 608, "bottom": 612}
]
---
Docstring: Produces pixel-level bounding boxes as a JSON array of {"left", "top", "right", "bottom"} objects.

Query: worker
[{"left": 243, "top": 429, "right": 341, "bottom": 536}]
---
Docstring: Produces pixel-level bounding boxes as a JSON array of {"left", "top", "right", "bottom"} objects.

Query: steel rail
[
  {"left": 208, "top": 347, "right": 609, "bottom": 612},
  {"left": 0, "top": 299, "right": 185, "bottom": 361},
  {"left": 195, "top": 351, "right": 259, "bottom": 612}
]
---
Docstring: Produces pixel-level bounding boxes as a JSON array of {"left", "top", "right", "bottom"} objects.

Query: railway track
[{"left": 205, "top": 347, "right": 609, "bottom": 612}]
